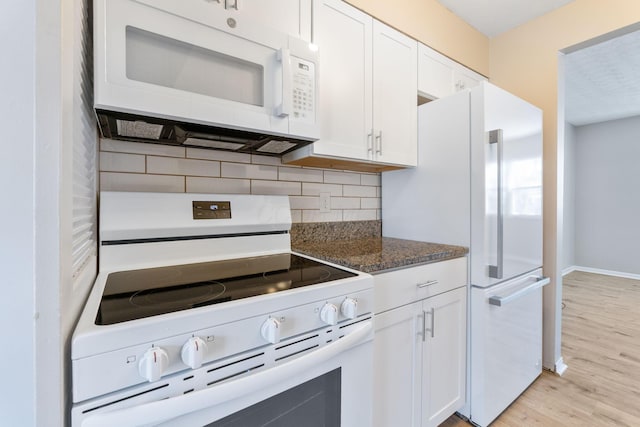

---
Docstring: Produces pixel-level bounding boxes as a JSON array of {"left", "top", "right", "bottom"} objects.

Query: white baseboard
[
  {"left": 555, "top": 357, "right": 568, "bottom": 376},
  {"left": 563, "top": 265, "right": 640, "bottom": 281}
]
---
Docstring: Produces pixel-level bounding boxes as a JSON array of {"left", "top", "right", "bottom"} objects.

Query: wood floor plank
[{"left": 441, "top": 271, "right": 640, "bottom": 426}]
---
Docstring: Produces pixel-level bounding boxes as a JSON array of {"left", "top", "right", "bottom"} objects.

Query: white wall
[
  {"left": 1, "top": 1, "right": 96, "bottom": 426},
  {"left": 562, "top": 122, "right": 576, "bottom": 271},
  {"left": 574, "top": 115, "right": 640, "bottom": 275},
  {"left": 1, "top": 2, "right": 37, "bottom": 425}
]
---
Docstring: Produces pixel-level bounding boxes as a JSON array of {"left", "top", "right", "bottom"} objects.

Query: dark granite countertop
[{"left": 292, "top": 236, "right": 468, "bottom": 274}]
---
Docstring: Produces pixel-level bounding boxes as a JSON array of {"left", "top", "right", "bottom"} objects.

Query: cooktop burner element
[{"left": 96, "top": 253, "right": 357, "bottom": 325}]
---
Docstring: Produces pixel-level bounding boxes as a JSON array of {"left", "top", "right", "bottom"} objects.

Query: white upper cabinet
[
  {"left": 234, "top": 0, "right": 312, "bottom": 41},
  {"left": 372, "top": 20, "right": 418, "bottom": 167},
  {"left": 418, "top": 43, "right": 486, "bottom": 100},
  {"left": 307, "top": 0, "right": 373, "bottom": 161},
  {"left": 283, "top": 0, "right": 417, "bottom": 170}
]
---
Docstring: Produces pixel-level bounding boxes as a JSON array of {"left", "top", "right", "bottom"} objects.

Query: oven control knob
[
  {"left": 139, "top": 347, "right": 169, "bottom": 382},
  {"left": 181, "top": 337, "right": 208, "bottom": 369},
  {"left": 320, "top": 303, "right": 339, "bottom": 326},
  {"left": 341, "top": 298, "right": 358, "bottom": 319},
  {"left": 261, "top": 317, "right": 281, "bottom": 344}
]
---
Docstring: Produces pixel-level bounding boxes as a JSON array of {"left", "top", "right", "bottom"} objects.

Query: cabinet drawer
[{"left": 374, "top": 257, "right": 467, "bottom": 313}]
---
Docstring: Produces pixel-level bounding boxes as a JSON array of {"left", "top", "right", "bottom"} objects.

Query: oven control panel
[
  {"left": 192, "top": 200, "right": 231, "bottom": 220},
  {"left": 72, "top": 287, "right": 373, "bottom": 402}
]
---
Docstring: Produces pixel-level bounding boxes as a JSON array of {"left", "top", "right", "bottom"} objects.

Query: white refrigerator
[{"left": 382, "top": 82, "right": 548, "bottom": 427}]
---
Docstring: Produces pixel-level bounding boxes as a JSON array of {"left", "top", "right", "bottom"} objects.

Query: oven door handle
[{"left": 83, "top": 321, "right": 372, "bottom": 427}]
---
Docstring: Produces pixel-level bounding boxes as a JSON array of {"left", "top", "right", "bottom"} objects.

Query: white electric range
[{"left": 71, "top": 192, "right": 374, "bottom": 427}]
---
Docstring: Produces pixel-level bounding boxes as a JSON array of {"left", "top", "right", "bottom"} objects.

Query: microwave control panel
[{"left": 291, "top": 57, "right": 316, "bottom": 124}]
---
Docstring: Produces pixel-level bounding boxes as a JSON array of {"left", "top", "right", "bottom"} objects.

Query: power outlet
[{"left": 319, "top": 192, "right": 331, "bottom": 213}]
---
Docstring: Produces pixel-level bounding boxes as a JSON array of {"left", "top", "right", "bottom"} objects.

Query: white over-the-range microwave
[{"left": 94, "top": 0, "right": 319, "bottom": 155}]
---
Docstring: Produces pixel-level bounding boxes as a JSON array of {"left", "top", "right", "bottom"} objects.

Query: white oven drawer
[{"left": 374, "top": 256, "right": 468, "bottom": 313}]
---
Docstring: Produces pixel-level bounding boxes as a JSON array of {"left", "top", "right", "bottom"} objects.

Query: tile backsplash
[{"left": 99, "top": 139, "right": 381, "bottom": 223}]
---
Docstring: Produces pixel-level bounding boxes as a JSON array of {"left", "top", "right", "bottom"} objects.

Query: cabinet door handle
[
  {"left": 430, "top": 307, "right": 435, "bottom": 338},
  {"left": 416, "top": 280, "right": 438, "bottom": 288},
  {"left": 375, "top": 131, "right": 382, "bottom": 155},
  {"left": 367, "top": 131, "right": 374, "bottom": 154},
  {"left": 421, "top": 310, "right": 427, "bottom": 342},
  {"left": 225, "top": 0, "right": 239, "bottom": 10},
  {"left": 422, "top": 307, "right": 436, "bottom": 341}
]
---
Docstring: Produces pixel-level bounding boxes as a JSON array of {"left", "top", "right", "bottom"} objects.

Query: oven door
[
  {"left": 95, "top": 0, "right": 319, "bottom": 140},
  {"left": 79, "top": 322, "right": 372, "bottom": 427}
]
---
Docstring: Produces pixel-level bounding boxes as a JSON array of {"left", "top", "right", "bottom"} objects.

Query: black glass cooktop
[{"left": 96, "top": 253, "right": 356, "bottom": 325}]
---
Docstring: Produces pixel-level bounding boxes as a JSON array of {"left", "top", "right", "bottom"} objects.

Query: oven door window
[{"left": 206, "top": 368, "right": 341, "bottom": 427}]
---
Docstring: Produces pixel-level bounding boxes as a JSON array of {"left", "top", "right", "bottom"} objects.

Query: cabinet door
[
  {"left": 373, "top": 302, "right": 422, "bottom": 427},
  {"left": 453, "top": 67, "right": 485, "bottom": 92},
  {"left": 372, "top": 20, "right": 418, "bottom": 167},
  {"left": 311, "top": 0, "right": 372, "bottom": 161},
  {"left": 239, "top": 0, "right": 312, "bottom": 41},
  {"left": 418, "top": 43, "right": 455, "bottom": 100},
  {"left": 422, "top": 286, "right": 467, "bottom": 427}
]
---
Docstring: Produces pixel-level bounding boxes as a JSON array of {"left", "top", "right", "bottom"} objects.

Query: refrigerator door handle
[
  {"left": 488, "top": 276, "right": 550, "bottom": 306},
  {"left": 488, "top": 129, "right": 504, "bottom": 279}
]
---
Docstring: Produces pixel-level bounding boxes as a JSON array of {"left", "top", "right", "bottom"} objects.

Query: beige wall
[
  {"left": 490, "top": 0, "right": 640, "bottom": 368},
  {"left": 346, "top": 0, "right": 490, "bottom": 76}
]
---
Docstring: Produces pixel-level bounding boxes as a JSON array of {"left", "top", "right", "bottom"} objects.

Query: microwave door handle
[
  {"left": 276, "top": 48, "right": 293, "bottom": 117},
  {"left": 488, "top": 129, "right": 504, "bottom": 279},
  {"left": 82, "top": 322, "right": 372, "bottom": 427}
]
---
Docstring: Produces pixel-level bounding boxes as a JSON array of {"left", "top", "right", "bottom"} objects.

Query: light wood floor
[{"left": 440, "top": 271, "right": 640, "bottom": 427}]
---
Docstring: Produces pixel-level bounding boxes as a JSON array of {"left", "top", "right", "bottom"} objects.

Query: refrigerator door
[
  {"left": 469, "top": 270, "right": 548, "bottom": 426},
  {"left": 470, "top": 82, "right": 543, "bottom": 288}
]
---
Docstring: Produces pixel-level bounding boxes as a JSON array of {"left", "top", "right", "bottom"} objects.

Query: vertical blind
[{"left": 72, "top": 0, "right": 97, "bottom": 280}]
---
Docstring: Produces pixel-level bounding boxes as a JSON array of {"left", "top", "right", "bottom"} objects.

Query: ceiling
[
  {"left": 564, "top": 28, "right": 640, "bottom": 126},
  {"left": 435, "top": 1, "right": 640, "bottom": 126},
  {"left": 436, "top": 0, "right": 575, "bottom": 37}
]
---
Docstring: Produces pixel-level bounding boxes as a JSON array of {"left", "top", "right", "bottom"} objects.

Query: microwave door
[{"left": 97, "top": 0, "right": 293, "bottom": 137}]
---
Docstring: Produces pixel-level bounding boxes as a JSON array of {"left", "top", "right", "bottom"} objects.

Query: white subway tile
[
  {"left": 360, "top": 173, "right": 381, "bottom": 186},
  {"left": 99, "top": 152, "right": 145, "bottom": 173},
  {"left": 376, "top": 186, "right": 382, "bottom": 198},
  {"left": 147, "top": 156, "right": 220, "bottom": 177},
  {"left": 279, "top": 167, "right": 323, "bottom": 183},
  {"left": 302, "top": 182, "right": 342, "bottom": 197},
  {"left": 376, "top": 209, "right": 382, "bottom": 220},
  {"left": 251, "top": 154, "right": 282, "bottom": 166},
  {"left": 100, "top": 138, "right": 185, "bottom": 157},
  {"left": 251, "top": 180, "right": 301, "bottom": 195},
  {"left": 289, "top": 196, "right": 320, "bottom": 210},
  {"left": 186, "top": 177, "right": 250, "bottom": 194},
  {"left": 330, "top": 197, "right": 360, "bottom": 209},
  {"left": 186, "top": 148, "right": 251, "bottom": 163},
  {"left": 290, "top": 210, "right": 302, "bottom": 223},
  {"left": 302, "top": 210, "right": 343, "bottom": 223},
  {"left": 100, "top": 172, "right": 184, "bottom": 192},
  {"left": 343, "top": 209, "right": 377, "bottom": 221},
  {"left": 361, "top": 197, "right": 381, "bottom": 209},
  {"left": 343, "top": 185, "right": 377, "bottom": 198},
  {"left": 324, "top": 170, "right": 360, "bottom": 185},
  {"left": 222, "top": 163, "right": 278, "bottom": 180}
]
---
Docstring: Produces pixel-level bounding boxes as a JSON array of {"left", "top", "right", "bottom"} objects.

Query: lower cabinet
[{"left": 373, "top": 259, "right": 467, "bottom": 427}]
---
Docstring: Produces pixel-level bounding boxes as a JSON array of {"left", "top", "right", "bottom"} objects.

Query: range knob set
[{"left": 138, "top": 298, "right": 361, "bottom": 381}]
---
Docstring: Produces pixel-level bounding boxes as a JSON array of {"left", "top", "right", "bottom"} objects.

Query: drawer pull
[{"left": 417, "top": 280, "right": 439, "bottom": 288}]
